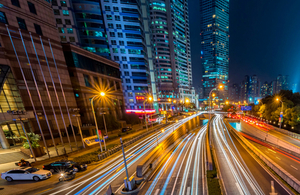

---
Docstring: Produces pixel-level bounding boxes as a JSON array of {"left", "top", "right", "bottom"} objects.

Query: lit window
[{"left": 62, "top": 10, "right": 69, "bottom": 16}]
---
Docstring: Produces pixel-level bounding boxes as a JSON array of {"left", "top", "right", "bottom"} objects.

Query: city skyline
[{"left": 189, "top": 0, "right": 300, "bottom": 93}]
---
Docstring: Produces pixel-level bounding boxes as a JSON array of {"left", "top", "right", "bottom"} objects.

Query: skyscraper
[
  {"left": 150, "top": 0, "right": 198, "bottom": 108},
  {"left": 52, "top": 0, "right": 157, "bottom": 110},
  {"left": 200, "top": 0, "right": 229, "bottom": 101}
]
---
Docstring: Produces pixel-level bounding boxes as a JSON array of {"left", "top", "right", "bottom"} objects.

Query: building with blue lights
[
  {"left": 52, "top": 0, "right": 157, "bottom": 110},
  {"left": 150, "top": 0, "right": 198, "bottom": 108},
  {"left": 200, "top": 0, "right": 229, "bottom": 101}
]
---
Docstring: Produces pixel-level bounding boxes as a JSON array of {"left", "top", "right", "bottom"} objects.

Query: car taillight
[{"left": 43, "top": 166, "right": 44, "bottom": 169}]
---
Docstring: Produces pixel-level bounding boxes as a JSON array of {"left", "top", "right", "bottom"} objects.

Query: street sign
[{"left": 241, "top": 106, "right": 252, "bottom": 111}]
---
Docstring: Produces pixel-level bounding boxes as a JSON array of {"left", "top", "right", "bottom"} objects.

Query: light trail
[
  {"left": 212, "top": 114, "right": 264, "bottom": 195},
  {"left": 179, "top": 125, "right": 207, "bottom": 195},
  {"left": 47, "top": 112, "right": 205, "bottom": 195}
]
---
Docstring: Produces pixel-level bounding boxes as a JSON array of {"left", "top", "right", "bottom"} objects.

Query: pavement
[
  {"left": 212, "top": 114, "right": 291, "bottom": 195},
  {"left": 240, "top": 121, "right": 300, "bottom": 148},
  {"left": 0, "top": 114, "right": 201, "bottom": 195},
  {"left": 139, "top": 125, "right": 207, "bottom": 195}
]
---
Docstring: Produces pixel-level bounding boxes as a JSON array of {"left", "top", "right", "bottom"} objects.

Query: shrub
[{"left": 20, "top": 133, "right": 41, "bottom": 149}]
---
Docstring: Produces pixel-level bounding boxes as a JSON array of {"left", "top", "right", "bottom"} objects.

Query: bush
[{"left": 21, "top": 133, "right": 41, "bottom": 149}]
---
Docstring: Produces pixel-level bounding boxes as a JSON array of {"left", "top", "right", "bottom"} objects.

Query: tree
[{"left": 20, "top": 133, "right": 41, "bottom": 149}]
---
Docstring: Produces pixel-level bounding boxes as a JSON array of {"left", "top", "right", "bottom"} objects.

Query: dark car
[
  {"left": 43, "top": 161, "right": 87, "bottom": 173},
  {"left": 121, "top": 127, "right": 132, "bottom": 132}
]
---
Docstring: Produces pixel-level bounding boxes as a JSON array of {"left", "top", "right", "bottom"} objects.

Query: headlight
[
  {"left": 80, "top": 165, "right": 83, "bottom": 168},
  {"left": 85, "top": 164, "right": 87, "bottom": 167},
  {"left": 60, "top": 173, "right": 64, "bottom": 176}
]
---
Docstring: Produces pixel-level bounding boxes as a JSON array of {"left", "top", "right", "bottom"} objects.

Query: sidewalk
[{"left": 0, "top": 122, "right": 167, "bottom": 173}]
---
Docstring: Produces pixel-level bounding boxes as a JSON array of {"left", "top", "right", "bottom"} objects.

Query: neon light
[
  {"left": 126, "top": 109, "right": 155, "bottom": 114},
  {"left": 136, "top": 96, "right": 145, "bottom": 100}
]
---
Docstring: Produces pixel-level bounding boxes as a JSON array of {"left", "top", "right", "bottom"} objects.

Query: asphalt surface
[
  {"left": 139, "top": 125, "right": 207, "bottom": 195},
  {"left": 241, "top": 121, "right": 300, "bottom": 148},
  {"left": 249, "top": 140, "right": 300, "bottom": 182},
  {"left": 2, "top": 113, "right": 204, "bottom": 195},
  {"left": 213, "top": 114, "right": 292, "bottom": 195}
]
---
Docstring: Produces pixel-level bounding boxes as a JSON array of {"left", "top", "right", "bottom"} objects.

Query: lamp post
[
  {"left": 91, "top": 92, "right": 106, "bottom": 152},
  {"left": 143, "top": 96, "right": 153, "bottom": 131},
  {"left": 208, "top": 85, "right": 223, "bottom": 145},
  {"left": 276, "top": 98, "right": 284, "bottom": 128}
]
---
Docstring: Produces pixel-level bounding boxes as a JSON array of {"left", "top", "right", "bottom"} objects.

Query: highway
[
  {"left": 20, "top": 113, "right": 204, "bottom": 195},
  {"left": 240, "top": 120, "right": 300, "bottom": 148},
  {"left": 212, "top": 114, "right": 292, "bottom": 195},
  {"left": 139, "top": 125, "right": 207, "bottom": 195}
]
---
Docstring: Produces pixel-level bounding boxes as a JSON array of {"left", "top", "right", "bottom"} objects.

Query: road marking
[
  {"left": 291, "top": 165, "right": 298, "bottom": 170},
  {"left": 187, "top": 187, "right": 190, "bottom": 195},
  {"left": 268, "top": 149, "right": 276, "bottom": 153},
  {"left": 236, "top": 183, "right": 244, "bottom": 195},
  {"left": 276, "top": 157, "right": 281, "bottom": 160},
  {"left": 35, "top": 188, "right": 53, "bottom": 195},
  {"left": 154, "top": 189, "right": 160, "bottom": 195}
]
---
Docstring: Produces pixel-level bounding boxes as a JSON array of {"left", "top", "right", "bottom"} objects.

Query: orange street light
[{"left": 100, "top": 92, "right": 105, "bottom": 97}]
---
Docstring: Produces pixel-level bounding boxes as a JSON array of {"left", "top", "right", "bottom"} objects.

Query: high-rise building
[
  {"left": 248, "top": 75, "right": 260, "bottom": 102},
  {"left": 150, "top": 0, "right": 198, "bottom": 108},
  {"left": 0, "top": 0, "right": 79, "bottom": 151},
  {"left": 228, "top": 83, "right": 240, "bottom": 102},
  {"left": 261, "top": 81, "right": 272, "bottom": 98},
  {"left": 51, "top": 0, "right": 80, "bottom": 45},
  {"left": 200, "top": 0, "right": 229, "bottom": 101},
  {"left": 275, "top": 75, "right": 289, "bottom": 94},
  {"left": 52, "top": 0, "right": 157, "bottom": 110}
]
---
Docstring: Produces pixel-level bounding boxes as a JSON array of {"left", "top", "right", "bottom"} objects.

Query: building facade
[
  {"left": 200, "top": 0, "right": 229, "bottom": 101},
  {"left": 62, "top": 43, "right": 124, "bottom": 129},
  {"left": 51, "top": 0, "right": 158, "bottom": 110},
  {"left": 150, "top": 0, "right": 198, "bottom": 108},
  {"left": 0, "top": 0, "right": 79, "bottom": 153}
]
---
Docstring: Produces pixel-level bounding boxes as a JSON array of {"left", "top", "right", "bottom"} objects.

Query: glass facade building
[
  {"left": 200, "top": 0, "right": 229, "bottom": 100},
  {"left": 53, "top": 0, "right": 157, "bottom": 109},
  {"left": 100, "top": 0, "right": 152, "bottom": 109},
  {"left": 150, "top": 0, "right": 196, "bottom": 106}
]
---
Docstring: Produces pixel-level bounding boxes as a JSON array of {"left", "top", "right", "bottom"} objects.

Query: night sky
[{"left": 189, "top": 0, "right": 300, "bottom": 92}]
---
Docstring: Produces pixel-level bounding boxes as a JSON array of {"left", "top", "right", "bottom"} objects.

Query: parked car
[
  {"left": 43, "top": 161, "right": 87, "bottom": 173},
  {"left": 1, "top": 167, "right": 52, "bottom": 182},
  {"left": 121, "top": 127, "right": 132, "bottom": 132}
]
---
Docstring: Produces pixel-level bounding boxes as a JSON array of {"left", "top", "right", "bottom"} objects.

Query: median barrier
[{"left": 225, "top": 120, "right": 300, "bottom": 193}]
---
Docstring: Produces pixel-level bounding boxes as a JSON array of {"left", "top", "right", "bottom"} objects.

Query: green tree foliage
[
  {"left": 251, "top": 90, "right": 300, "bottom": 128},
  {"left": 20, "top": 133, "right": 41, "bottom": 149}
]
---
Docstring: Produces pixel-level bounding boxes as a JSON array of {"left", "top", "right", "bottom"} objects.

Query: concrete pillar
[{"left": 0, "top": 125, "right": 10, "bottom": 149}]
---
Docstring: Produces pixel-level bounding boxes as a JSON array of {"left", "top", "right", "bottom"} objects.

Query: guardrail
[
  {"left": 225, "top": 119, "right": 300, "bottom": 193},
  {"left": 240, "top": 121, "right": 300, "bottom": 155}
]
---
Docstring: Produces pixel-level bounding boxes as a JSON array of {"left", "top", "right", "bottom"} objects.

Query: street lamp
[
  {"left": 276, "top": 98, "right": 284, "bottom": 128},
  {"left": 143, "top": 96, "right": 153, "bottom": 131},
  {"left": 90, "top": 92, "right": 106, "bottom": 152},
  {"left": 208, "top": 85, "right": 223, "bottom": 145}
]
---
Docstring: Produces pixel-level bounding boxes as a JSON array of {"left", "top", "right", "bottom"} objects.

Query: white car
[{"left": 1, "top": 167, "right": 52, "bottom": 182}]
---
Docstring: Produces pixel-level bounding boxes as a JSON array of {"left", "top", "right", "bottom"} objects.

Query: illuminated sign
[
  {"left": 126, "top": 109, "right": 155, "bottom": 114},
  {"left": 136, "top": 96, "right": 145, "bottom": 100}
]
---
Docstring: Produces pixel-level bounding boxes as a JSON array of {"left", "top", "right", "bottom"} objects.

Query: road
[
  {"left": 10, "top": 113, "right": 204, "bottom": 195},
  {"left": 240, "top": 120, "right": 300, "bottom": 148},
  {"left": 212, "top": 114, "right": 292, "bottom": 195},
  {"left": 139, "top": 125, "right": 207, "bottom": 195},
  {"left": 242, "top": 134, "right": 300, "bottom": 182}
]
